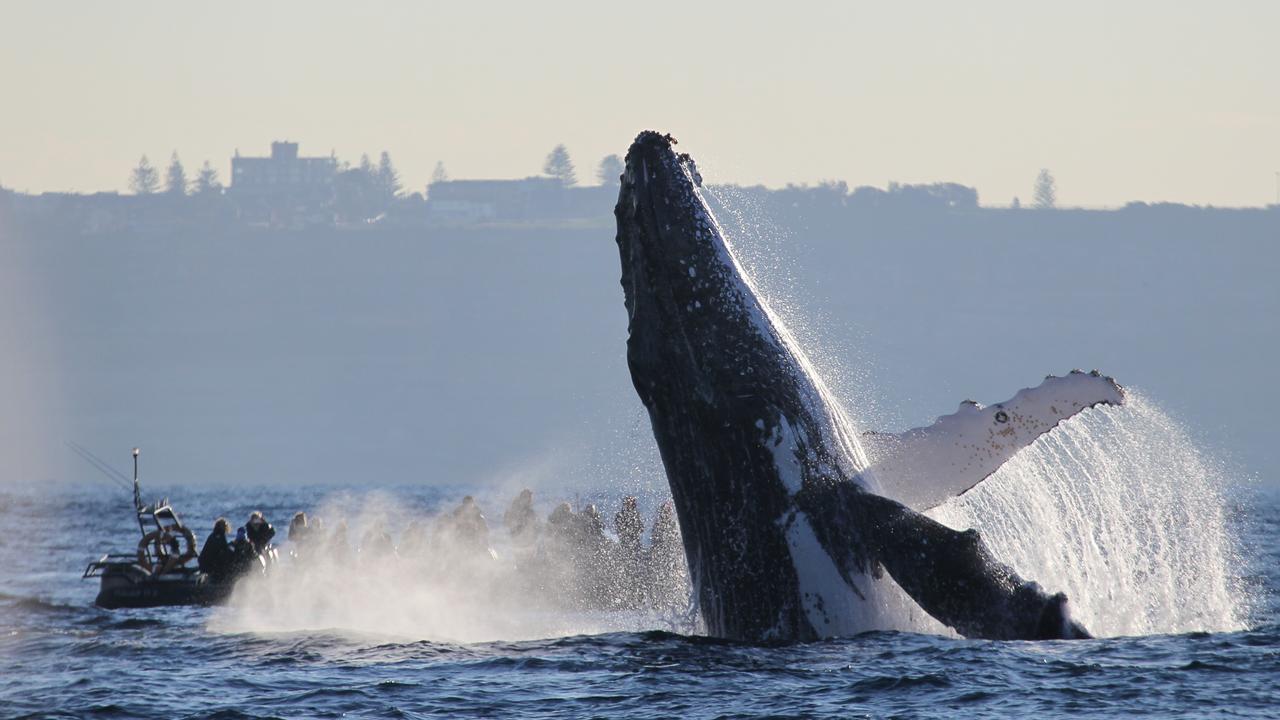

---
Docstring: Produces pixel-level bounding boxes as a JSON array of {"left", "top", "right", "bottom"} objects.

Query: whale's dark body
[{"left": 614, "top": 131, "right": 1115, "bottom": 643}]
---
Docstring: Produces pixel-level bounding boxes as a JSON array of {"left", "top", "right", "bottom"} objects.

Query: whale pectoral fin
[
  {"left": 864, "top": 491, "right": 1092, "bottom": 641},
  {"left": 864, "top": 370, "right": 1124, "bottom": 511},
  {"left": 797, "top": 479, "right": 1090, "bottom": 640}
]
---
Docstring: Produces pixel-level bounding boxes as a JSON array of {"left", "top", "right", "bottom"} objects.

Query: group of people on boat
[
  {"left": 527, "top": 493, "right": 687, "bottom": 611},
  {"left": 195, "top": 512, "right": 276, "bottom": 584},
  {"left": 180, "top": 490, "right": 689, "bottom": 612}
]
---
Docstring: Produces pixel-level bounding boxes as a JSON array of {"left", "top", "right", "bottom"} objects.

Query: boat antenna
[{"left": 133, "top": 448, "right": 146, "bottom": 537}]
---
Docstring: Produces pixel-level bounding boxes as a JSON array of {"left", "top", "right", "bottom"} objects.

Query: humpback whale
[{"left": 614, "top": 131, "right": 1123, "bottom": 643}]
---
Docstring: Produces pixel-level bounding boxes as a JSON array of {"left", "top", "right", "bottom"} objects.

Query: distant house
[
  {"left": 230, "top": 142, "right": 337, "bottom": 227},
  {"left": 425, "top": 178, "right": 560, "bottom": 224},
  {"left": 230, "top": 141, "right": 337, "bottom": 194},
  {"left": 425, "top": 177, "right": 614, "bottom": 225}
]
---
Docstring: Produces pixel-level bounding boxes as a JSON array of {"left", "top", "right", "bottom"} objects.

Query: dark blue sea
[{"left": 1, "top": 484, "right": 1276, "bottom": 719}]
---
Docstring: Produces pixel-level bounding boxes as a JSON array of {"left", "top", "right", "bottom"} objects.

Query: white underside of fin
[{"left": 865, "top": 371, "right": 1125, "bottom": 511}]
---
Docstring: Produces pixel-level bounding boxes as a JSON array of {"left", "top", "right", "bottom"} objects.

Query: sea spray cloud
[{"left": 211, "top": 490, "right": 694, "bottom": 643}]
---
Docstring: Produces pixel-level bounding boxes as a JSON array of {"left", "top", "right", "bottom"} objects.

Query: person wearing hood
[{"left": 229, "top": 525, "right": 260, "bottom": 577}]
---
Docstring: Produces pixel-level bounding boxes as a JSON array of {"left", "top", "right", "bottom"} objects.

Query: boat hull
[{"left": 89, "top": 560, "right": 232, "bottom": 609}]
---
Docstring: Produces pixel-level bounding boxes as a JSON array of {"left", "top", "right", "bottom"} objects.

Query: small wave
[
  {"left": 1242, "top": 625, "right": 1280, "bottom": 646},
  {"left": 372, "top": 679, "right": 421, "bottom": 691},
  {"left": 955, "top": 690, "right": 996, "bottom": 703},
  {"left": 107, "top": 617, "right": 167, "bottom": 630},
  {"left": 1, "top": 593, "right": 85, "bottom": 616},
  {"left": 1042, "top": 659, "right": 1106, "bottom": 678},
  {"left": 180, "top": 711, "right": 287, "bottom": 720},
  {"left": 1179, "top": 659, "right": 1245, "bottom": 673},
  {"left": 852, "top": 673, "right": 952, "bottom": 692}
]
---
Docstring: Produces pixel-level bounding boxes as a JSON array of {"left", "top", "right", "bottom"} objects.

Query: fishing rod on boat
[
  {"left": 65, "top": 442, "right": 152, "bottom": 539},
  {"left": 65, "top": 440, "right": 133, "bottom": 492}
]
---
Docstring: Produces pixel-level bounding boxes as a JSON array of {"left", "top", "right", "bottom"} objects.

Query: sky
[{"left": 1, "top": 1, "right": 1278, "bottom": 207}]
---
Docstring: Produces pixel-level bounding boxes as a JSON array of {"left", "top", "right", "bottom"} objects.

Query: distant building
[
  {"left": 230, "top": 141, "right": 337, "bottom": 227},
  {"left": 425, "top": 177, "right": 613, "bottom": 225},
  {"left": 230, "top": 141, "right": 337, "bottom": 193},
  {"left": 425, "top": 178, "right": 558, "bottom": 223}
]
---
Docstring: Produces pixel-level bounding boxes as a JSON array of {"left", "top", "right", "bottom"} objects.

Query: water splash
[
  {"left": 928, "top": 392, "right": 1252, "bottom": 636},
  {"left": 703, "top": 183, "right": 874, "bottom": 475},
  {"left": 211, "top": 492, "right": 697, "bottom": 644}
]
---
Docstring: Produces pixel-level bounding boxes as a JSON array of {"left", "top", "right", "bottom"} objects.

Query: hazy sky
[{"left": 2, "top": 1, "right": 1277, "bottom": 207}]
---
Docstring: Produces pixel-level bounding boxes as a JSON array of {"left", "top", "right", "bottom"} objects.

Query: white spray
[
  {"left": 929, "top": 393, "right": 1251, "bottom": 636},
  {"left": 211, "top": 491, "right": 695, "bottom": 643}
]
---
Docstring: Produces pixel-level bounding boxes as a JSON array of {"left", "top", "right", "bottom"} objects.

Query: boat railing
[{"left": 83, "top": 553, "right": 142, "bottom": 579}]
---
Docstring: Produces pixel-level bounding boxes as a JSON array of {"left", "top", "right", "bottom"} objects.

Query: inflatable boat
[{"left": 82, "top": 448, "right": 234, "bottom": 609}]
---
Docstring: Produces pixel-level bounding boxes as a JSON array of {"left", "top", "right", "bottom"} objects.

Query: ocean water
[{"left": 0, "top": 477, "right": 1276, "bottom": 719}]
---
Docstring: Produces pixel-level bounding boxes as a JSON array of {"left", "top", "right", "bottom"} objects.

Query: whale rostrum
[{"left": 614, "top": 131, "right": 1122, "bottom": 642}]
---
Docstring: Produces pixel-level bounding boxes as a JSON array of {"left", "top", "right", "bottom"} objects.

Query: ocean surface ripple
[{"left": 1, "top": 485, "right": 1276, "bottom": 719}]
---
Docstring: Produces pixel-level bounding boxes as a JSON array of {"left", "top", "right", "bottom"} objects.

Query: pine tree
[
  {"left": 543, "top": 144, "right": 577, "bottom": 186},
  {"left": 165, "top": 152, "right": 187, "bottom": 195},
  {"left": 193, "top": 161, "right": 222, "bottom": 195},
  {"left": 376, "top": 151, "right": 402, "bottom": 200},
  {"left": 1033, "top": 169, "right": 1056, "bottom": 209},
  {"left": 431, "top": 161, "right": 448, "bottom": 184},
  {"left": 129, "top": 155, "right": 160, "bottom": 195},
  {"left": 596, "top": 154, "right": 624, "bottom": 187},
  {"left": 335, "top": 155, "right": 380, "bottom": 222}
]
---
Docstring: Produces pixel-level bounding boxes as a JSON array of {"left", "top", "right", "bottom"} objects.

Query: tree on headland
[
  {"left": 129, "top": 155, "right": 160, "bottom": 195},
  {"left": 431, "top": 161, "right": 448, "bottom": 184},
  {"left": 165, "top": 152, "right": 187, "bottom": 196},
  {"left": 1033, "top": 169, "right": 1056, "bottom": 209},
  {"left": 596, "top": 154, "right": 624, "bottom": 187},
  {"left": 334, "top": 154, "right": 383, "bottom": 222},
  {"left": 376, "top": 151, "right": 402, "bottom": 201},
  {"left": 543, "top": 144, "right": 577, "bottom": 186},
  {"left": 193, "top": 161, "right": 222, "bottom": 195},
  {"left": 1011, "top": 197, "right": 1021, "bottom": 209}
]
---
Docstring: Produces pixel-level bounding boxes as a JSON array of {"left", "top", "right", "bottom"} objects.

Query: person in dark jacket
[
  {"left": 229, "top": 526, "right": 260, "bottom": 577},
  {"left": 615, "top": 496, "right": 644, "bottom": 559},
  {"left": 546, "top": 502, "right": 576, "bottom": 545},
  {"left": 198, "top": 517, "right": 236, "bottom": 583},
  {"left": 327, "top": 520, "right": 353, "bottom": 567},
  {"left": 287, "top": 511, "right": 310, "bottom": 543},
  {"left": 503, "top": 489, "right": 539, "bottom": 548},
  {"left": 286, "top": 511, "right": 313, "bottom": 561},
  {"left": 245, "top": 511, "right": 276, "bottom": 555},
  {"left": 614, "top": 496, "right": 645, "bottom": 609},
  {"left": 359, "top": 520, "right": 395, "bottom": 562},
  {"left": 451, "top": 496, "right": 490, "bottom": 553}
]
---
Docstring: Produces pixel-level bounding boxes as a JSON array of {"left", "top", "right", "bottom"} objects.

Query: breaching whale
[{"left": 614, "top": 131, "right": 1124, "bottom": 643}]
